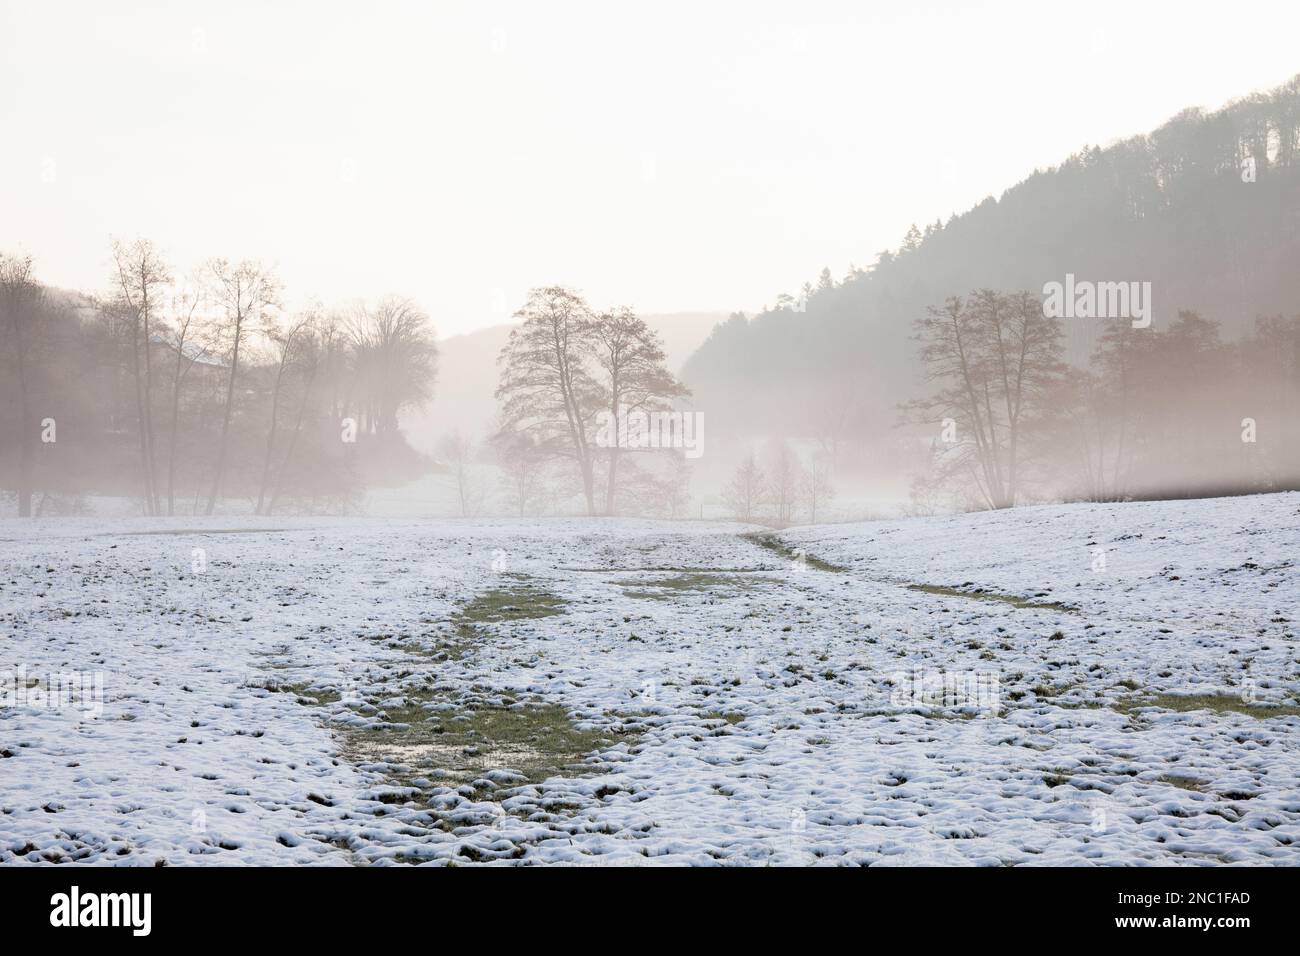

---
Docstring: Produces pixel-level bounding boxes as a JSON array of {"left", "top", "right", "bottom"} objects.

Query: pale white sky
[{"left": 2, "top": 0, "right": 1298, "bottom": 335}]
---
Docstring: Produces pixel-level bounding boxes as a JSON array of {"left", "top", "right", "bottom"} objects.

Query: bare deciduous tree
[
  {"left": 764, "top": 438, "right": 803, "bottom": 525},
  {"left": 666, "top": 452, "right": 693, "bottom": 519},
  {"left": 586, "top": 306, "right": 688, "bottom": 514},
  {"left": 267, "top": 312, "right": 336, "bottom": 516},
  {"left": 256, "top": 313, "right": 313, "bottom": 514},
  {"left": 496, "top": 287, "right": 602, "bottom": 515},
  {"left": 163, "top": 277, "right": 212, "bottom": 515},
  {"left": 204, "top": 258, "right": 280, "bottom": 515},
  {"left": 437, "top": 430, "right": 486, "bottom": 517},
  {"left": 908, "top": 290, "right": 1063, "bottom": 509},
  {"left": 0, "top": 253, "right": 45, "bottom": 517},
  {"left": 799, "top": 452, "right": 835, "bottom": 523},
  {"left": 723, "top": 451, "right": 768, "bottom": 522},
  {"left": 112, "top": 238, "right": 171, "bottom": 515},
  {"left": 495, "top": 430, "right": 547, "bottom": 517}
]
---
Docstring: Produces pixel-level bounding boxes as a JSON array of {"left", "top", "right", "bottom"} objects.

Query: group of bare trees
[
  {"left": 0, "top": 243, "right": 438, "bottom": 516},
  {"left": 722, "top": 440, "right": 836, "bottom": 525},
  {"left": 909, "top": 288, "right": 1300, "bottom": 508},
  {"left": 494, "top": 286, "right": 690, "bottom": 516}
]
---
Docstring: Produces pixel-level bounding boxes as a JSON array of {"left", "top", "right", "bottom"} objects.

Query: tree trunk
[
  {"left": 13, "top": 313, "right": 32, "bottom": 517},
  {"left": 256, "top": 357, "right": 290, "bottom": 515},
  {"left": 130, "top": 317, "right": 153, "bottom": 515},
  {"left": 166, "top": 345, "right": 188, "bottom": 517},
  {"left": 141, "top": 282, "right": 159, "bottom": 516},
  {"left": 268, "top": 364, "right": 317, "bottom": 516},
  {"left": 206, "top": 315, "right": 243, "bottom": 515},
  {"left": 604, "top": 387, "right": 620, "bottom": 515}
]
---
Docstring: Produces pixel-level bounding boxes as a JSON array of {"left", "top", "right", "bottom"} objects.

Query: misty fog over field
[{"left": 1, "top": 1, "right": 1298, "bottom": 895}]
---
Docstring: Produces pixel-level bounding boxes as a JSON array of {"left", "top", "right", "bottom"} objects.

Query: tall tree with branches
[
  {"left": 255, "top": 313, "right": 313, "bottom": 514},
  {"left": 586, "top": 306, "right": 688, "bottom": 514},
  {"left": 266, "top": 312, "right": 335, "bottom": 516},
  {"left": 0, "top": 253, "right": 45, "bottom": 516},
  {"left": 908, "top": 289, "right": 1064, "bottom": 508},
  {"left": 111, "top": 238, "right": 171, "bottom": 515},
  {"left": 203, "top": 258, "right": 280, "bottom": 515},
  {"left": 163, "top": 277, "right": 211, "bottom": 515},
  {"left": 496, "top": 287, "right": 602, "bottom": 514},
  {"left": 723, "top": 450, "right": 768, "bottom": 522}
]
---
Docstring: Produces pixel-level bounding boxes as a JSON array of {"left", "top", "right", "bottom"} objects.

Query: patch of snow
[{"left": 1, "top": 498, "right": 1297, "bottom": 865}]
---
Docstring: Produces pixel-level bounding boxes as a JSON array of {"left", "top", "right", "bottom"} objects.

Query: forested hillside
[{"left": 683, "top": 74, "right": 1300, "bottom": 503}]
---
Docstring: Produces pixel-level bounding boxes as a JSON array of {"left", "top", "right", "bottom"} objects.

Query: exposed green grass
[
  {"left": 405, "top": 584, "right": 569, "bottom": 658},
  {"left": 621, "top": 571, "right": 776, "bottom": 600},
  {"left": 741, "top": 533, "right": 848, "bottom": 573},
  {"left": 1159, "top": 775, "right": 1208, "bottom": 792},
  {"left": 742, "top": 532, "right": 1074, "bottom": 613},
  {"left": 454, "top": 586, "right": 567, "bottom": 625},
  {"left": 905, "top": 583, "right": 1075, "bottom": 613},
  {"left": 1120, "top": 693, "right": 1300, "bottom": 719},
  {"left": 347, "top": 695, "right": 621, "bottom": 790},
  {"left": 700, "top": 711, "right": 746, "bottom": 725}
]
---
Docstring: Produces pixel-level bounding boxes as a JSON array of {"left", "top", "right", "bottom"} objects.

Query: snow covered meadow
[{"left": 2, "top": 493, "right": 1298, "bottom": 866}]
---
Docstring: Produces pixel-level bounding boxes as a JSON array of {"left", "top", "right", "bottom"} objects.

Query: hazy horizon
[{"left": 4, "top": 0, "right": 1299, "bottom": 335}]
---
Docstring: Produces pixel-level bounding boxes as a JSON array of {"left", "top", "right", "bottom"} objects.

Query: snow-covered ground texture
[{"left": 1, "top": 494, "right": 1297, "bottom": 866}]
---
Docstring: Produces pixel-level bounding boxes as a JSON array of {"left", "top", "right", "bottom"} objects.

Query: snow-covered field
[{"left": 2, "top": 494, "right": 1298, "bottom": 866}]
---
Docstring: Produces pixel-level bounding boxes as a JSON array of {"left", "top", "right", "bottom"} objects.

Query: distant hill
[
  {"left": 682, "top": 73, "right": 1300, "bottom": 441},
  {"left": 402, "top": 311, "right": 725, "bottom": 454}
]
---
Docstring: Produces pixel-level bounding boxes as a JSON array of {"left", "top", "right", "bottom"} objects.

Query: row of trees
[
  {"left": 908, "top": 289, "right": 1300, "bottom": 509},
  {"left": 0, "top": 243, "right": 438, "bottom": 516},
  {"left": 494, "top": 287, "right": 691, "bottom": 516}
]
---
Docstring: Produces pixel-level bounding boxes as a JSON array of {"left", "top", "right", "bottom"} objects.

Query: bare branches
[
  {"left": 496, "top": 287, "right": 601, "bottom": 513},
  {"left": 908, "top": 289, "right": 1065, "bottom": 509},
  {"left": 495, "top": 288, "right": 689, "bottom": 516},
  {"left": 202, "top": 258, "right": 280, "bottom": 514},
  {"left": 111, "top": 238, "right": 171, "bottom": 514},
  {"left": 723, "top": 451, "right": 767, "bottom": 522},
  {"left": 586, "top": 305, "right": 689, "bottom": 514}
]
